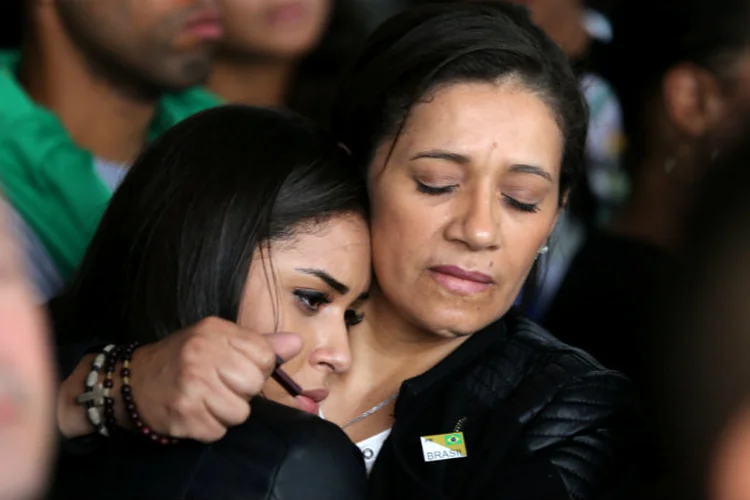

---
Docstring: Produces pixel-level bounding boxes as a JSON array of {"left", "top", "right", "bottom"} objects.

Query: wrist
[{"left": 57, "top": 354, "right": 96, "bottom": 438}]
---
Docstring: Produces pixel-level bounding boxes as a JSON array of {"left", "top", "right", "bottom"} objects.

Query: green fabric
[{"left": 0, "top": 51, "right": 220, "bottom": 279}]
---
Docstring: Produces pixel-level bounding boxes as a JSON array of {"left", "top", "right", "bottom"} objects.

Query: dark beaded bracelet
[
  {"left": 119, "top": 343, "right": 179, "bottom": 446},
  {"left": 102, "top": 345, "right": 120, "bottom": 435}
]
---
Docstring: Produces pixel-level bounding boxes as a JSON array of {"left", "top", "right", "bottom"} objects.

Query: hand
[{"left": 130, "top": 317, "right": 302, "bottom": 442}]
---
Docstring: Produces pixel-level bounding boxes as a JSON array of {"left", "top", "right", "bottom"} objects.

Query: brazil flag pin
[{"left": 420, "top": 432, "right": 467, "bottom": 462}]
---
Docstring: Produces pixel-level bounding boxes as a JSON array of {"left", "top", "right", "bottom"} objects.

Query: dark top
[
  {"left": 369, "top": 308, "right": 641, "bottom": 500},
  {"left": 543, "top": 230, "right": 675, "bottom": 388},
  {"left": 51, "top": 397, "right": 367, "bottom": 500}
]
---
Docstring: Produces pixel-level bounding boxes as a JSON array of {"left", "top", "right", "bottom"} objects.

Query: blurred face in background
[
  {"left": 53, "top": 0, "right": 222, "bottom": 94},
  {"left": 505, "top": 0, "right": 582, "bottom": 34},
  {"left": 0, "top": 202, "right": 55, "bottom": 500},
  {"left": 218, "top": 0, "right": 332, "bottom": 60}
]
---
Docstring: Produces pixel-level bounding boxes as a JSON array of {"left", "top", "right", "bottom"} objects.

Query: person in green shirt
[{"left": 0, "top": 0, "right": 223, "bottom": 299}]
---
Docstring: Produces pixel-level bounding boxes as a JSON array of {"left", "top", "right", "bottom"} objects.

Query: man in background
[{"left": 0, "top": 0, "right": 223, "bottom": 298}]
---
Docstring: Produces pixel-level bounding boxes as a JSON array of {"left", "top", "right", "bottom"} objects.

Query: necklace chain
[{"left": 341, "top": 392, "right": 399, "bottom": 428}]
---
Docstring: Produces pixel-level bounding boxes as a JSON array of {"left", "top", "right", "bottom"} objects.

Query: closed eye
[
  {"left": 345, "top": 309, "right": 365, "bottom": 328},
  {"left": 502, "top": 194, "right": 539, "bottom": 213},
  {"left": 416, "top": 180, "right": 457, "bottom": 195}
]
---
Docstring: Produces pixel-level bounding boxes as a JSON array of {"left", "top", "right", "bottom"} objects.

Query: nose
[
  {"left": 308, "top": 317, "right": 352, "bottom": 374},
  {"left": 445, "top": 184, "right": 501, "bottom": 251}
]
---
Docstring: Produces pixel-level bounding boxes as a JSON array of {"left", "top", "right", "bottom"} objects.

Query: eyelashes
[
  {"left": 502, "top": 195, "right": 539, "bottom": 213},
  {"left": 293, "top": 289, "right": 332, "bottom": 312},
  {"left": 293, "top": 289, "right": 365, "bottom": 328},
  {"left": 415, "top": 180, "right": 540, "bottom": 213},
  {"left": 345, "top": 310, "right": 365, "bottom": 327},
  {"left": 416, "top": 180, "right": 456, "bottom": 195}
]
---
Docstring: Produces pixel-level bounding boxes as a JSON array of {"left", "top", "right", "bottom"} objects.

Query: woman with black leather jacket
[{"left": 56, "top": 3, "right": 640, "bottom": 498}]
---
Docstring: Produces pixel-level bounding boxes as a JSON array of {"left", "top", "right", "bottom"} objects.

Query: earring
[
  {"left": 538, "top": 245, "right": 549, "bottom": 256},
  {"left": 664, "top": 157, "right": 676, "bottom": 174}
]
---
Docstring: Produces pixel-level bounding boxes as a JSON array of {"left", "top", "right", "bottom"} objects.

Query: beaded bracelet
[
  {"left": 101, "top": 345, "right": 120, "bottom": 436},
  {"left": 76, "top": 344, "right": 115, "bottom": 437},
  {"left": 119, "top": 343, "right": 179, "bottom": 445}
]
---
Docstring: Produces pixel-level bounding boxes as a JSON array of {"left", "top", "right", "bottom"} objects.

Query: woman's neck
[
  {"left": 207, "top": 55, "right": 295, "bottom": 108},
  {"left": 336, "top": 288, "right": 470, "bottom": 397}
]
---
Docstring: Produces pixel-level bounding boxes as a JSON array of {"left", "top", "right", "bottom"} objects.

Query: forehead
[
  {"left": 266, "top": 215, "right": 370, "bottom": 273},
  {"left": 393, "top": 81, "right": 564, "bottom": 179}
]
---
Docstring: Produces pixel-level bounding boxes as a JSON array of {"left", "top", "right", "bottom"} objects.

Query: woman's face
[
  {"left": 238, "top": 213, "right": 370, "bottom": 410},
  {"left": 218, "top": 0, "right": 331, "bottom": 60},
  {"left": 368, "top": 81, "right": 563, "bottom": 337}
]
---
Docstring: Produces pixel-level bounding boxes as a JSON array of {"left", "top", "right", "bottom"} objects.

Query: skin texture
[{"left": 0, "top": 202, "right": 55, "bottom": 500}]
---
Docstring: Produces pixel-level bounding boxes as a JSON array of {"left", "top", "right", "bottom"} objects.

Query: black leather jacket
[
  {"left": 51, "top": 397, "right": 367, "bottom": 500},
  {"left": 368, "top": 309, "right": 640, "bottom": 500}
]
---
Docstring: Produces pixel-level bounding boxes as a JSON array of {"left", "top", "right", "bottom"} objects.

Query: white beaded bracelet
[{"left": 76, "top": 344, "right": 115, "bottom": 437}]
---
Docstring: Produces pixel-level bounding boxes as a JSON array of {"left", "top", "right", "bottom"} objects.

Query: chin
[
  {"left": 156, "top": 53, "right": 214, "bottom": 89},
  {"left": 415, "top": 308, "right": 502, "bottom": 338}
]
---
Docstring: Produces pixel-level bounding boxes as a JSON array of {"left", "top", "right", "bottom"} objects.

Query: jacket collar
[{"left": 396, "top": 309, "right": 515, "bottom": 409}]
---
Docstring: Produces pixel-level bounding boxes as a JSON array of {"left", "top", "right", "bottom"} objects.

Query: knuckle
[
  {"left": 175, "top": 365, "right": 206, "bottom": 392},
  {"left": 256, "top": 347, "right": 277, "bottom": 373},
  {"left": 229, "top": 402, "right": 251, "bottom": 425},
  {"left": 167, "top": 394, "right": 196, "bottom": 419},
  {"left": 196, "top": 316, "right": 221, "bottom": 330}
]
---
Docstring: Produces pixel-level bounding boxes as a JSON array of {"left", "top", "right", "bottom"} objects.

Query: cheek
[
  {"left": 370, "top": 196, "right": 417, "bottom": 280},
  {"left": 504, "top": 215, "right": 555, "bottom": 263}
]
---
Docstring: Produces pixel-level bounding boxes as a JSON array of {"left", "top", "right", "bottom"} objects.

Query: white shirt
[
  {"left": 319, "top": 408, "right": 392, "bottom": 475},
  {"left": 356, "top": 428, "right": 392, "bottom": 475}
]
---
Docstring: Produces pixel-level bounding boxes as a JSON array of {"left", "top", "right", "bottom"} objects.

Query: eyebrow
[
  {"left": 410, "top": 150, "right": 470, "bottom": 165},
  {"left": 296, "top": 268, "right": 349, "bottom": 295},
  {"left": 411, "top": 150, "right": 553, "bottom": 183},
  {"left": 509, "top": 164, "right": 553, "bottom": 183}
]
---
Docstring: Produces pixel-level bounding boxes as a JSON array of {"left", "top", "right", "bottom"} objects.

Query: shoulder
[
  {"left": 497, "top": 314, "right": 641, "bottom": 498},
  {"left": 469, "top": 311, "right": 638, "bottom": 441},
  {"left": 190, "top": 398, "right": 367, "bottom": 500},
  {"left": 259, "top": 400, "right": 368, "bottom": 500},
  {"left": 494, "top": 310, "right": 629, "bottom": 386}
]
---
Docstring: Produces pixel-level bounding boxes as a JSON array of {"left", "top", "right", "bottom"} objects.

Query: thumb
[{"left": 264, "top": 332, "right": 303, "bottom": 363}]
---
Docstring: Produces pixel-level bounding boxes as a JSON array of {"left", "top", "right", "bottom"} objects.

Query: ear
[{"left": 662, "top": 63, "right": 726, "bottom": 139}]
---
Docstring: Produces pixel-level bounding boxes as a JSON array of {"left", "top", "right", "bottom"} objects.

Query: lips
[
  {"left": 183, "top": 8, "right": 224, "bottom": 40},
  {"left": 429, "top": 265, "right": 494, "bottom": 296},
  {"left": 294, "top": 388, "right": 329, "bottom": 415}
]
